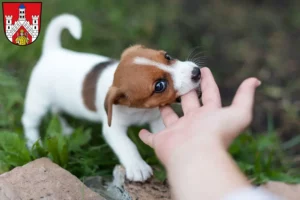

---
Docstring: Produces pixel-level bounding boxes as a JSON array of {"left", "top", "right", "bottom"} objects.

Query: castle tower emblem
[{"left": 2, "top": 2, "right": 42, "bottom": 46}]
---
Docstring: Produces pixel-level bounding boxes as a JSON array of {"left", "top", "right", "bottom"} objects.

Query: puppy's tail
[{"left": 42, "top": 14, "right": 82, "bottom": 52}]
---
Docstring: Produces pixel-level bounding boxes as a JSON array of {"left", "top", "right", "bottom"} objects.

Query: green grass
[{"left": 1, "top": 69, "right": 300, "bottom": 185}]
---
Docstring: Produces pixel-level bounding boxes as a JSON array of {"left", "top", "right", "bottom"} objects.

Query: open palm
[{"left": 139, "top": 67, "right": 261, "bottom": 165}]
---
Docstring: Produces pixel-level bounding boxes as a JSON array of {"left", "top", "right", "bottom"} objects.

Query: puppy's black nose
[{"left": 191, "top": 67, "right": 201, "bottom": 82}]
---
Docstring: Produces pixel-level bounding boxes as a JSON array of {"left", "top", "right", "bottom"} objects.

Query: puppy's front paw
[{"left": 125, "top": 160, "right": 153, "bottom": 182}]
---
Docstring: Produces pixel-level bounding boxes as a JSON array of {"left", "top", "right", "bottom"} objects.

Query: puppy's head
[{"left": 105, "top": 45, "right": 201, "bottom": 126}]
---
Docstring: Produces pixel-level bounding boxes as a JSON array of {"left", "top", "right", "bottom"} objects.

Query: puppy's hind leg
[
  {"left": 51, "top": 107, "right": 74, "bottom": 136},
  {"left": 58, "top": 115, "right": 74, "bottom": 136},
  {"left": 22, "top": 93, "right": 50, "bottom": 148}
]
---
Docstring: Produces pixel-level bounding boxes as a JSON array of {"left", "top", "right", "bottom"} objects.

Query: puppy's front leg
[
  {"left": 150, "top": 116, "right": 165, "bottom": 134},
  {"left": 102, "top": 124, "right": 153, "bottom": 182}
]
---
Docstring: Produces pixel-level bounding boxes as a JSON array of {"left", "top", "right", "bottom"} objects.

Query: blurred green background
[{"left": 1, "top": 0, "right": 300, "bottom": 184}]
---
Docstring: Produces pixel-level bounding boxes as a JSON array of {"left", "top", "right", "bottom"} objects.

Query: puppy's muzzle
[
  {"left": 191, "top": 67, "right": 201, "bottom": 82},
  {"left": 176, "top": 66, "right": 201, "bottom": 103}
]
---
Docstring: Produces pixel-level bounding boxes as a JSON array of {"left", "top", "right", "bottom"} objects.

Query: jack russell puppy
[{"left": 22, "top": 14, "right": 201, "bottom": 182}]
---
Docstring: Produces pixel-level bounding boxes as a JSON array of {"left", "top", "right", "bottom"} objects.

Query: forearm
[{"left": 166, "top": 139, "right": 250, "bottom": 200}]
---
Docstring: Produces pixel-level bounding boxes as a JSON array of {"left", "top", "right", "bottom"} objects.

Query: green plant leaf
[
  {"left": 45, "top": 116, "right": 62, "bottom": 139},
  {"left": 68, "top": 128, "right": 92, "bottom": 152},
  {"left": 0, "top": 131, "right": 31, "bottom": 166},
  {"left": 31, "top": 140, "right": 48, "bottom": 159},
  {"left": 60, "top": 142, "right": 69, "bottom": 168},
  {"left": 43, "top": 115, "right": 69, "bottom": 167},
  {"left": 153, "top": 165, "right": 167, "bottom": 182},
  {"left": 46, "top": 137, "right": 61, "bottom": 165},
  {"left": 0, "top": 164, "right": 9, "bottom": 174}
]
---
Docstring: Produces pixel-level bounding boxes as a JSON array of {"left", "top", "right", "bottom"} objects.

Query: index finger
[
  {"left": 181, "top": 90, "right": 200, "bottom": 114},
  {"left": 200, "top": 67, "right": 222, "bottom": 108},
  {"left": 159, "top": 106, "right": 179, "bottom": 127}
]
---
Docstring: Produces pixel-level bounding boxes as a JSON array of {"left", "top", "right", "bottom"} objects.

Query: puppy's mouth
[{"left": 175, "top": 86, "right": 202, "bottom": 103}]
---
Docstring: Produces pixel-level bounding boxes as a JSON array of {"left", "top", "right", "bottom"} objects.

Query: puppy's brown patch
[
  {"left": 82, "top": 60, "right": 115, "bottom": 111},
  {"left": 105, "top": 45, "right": 178, "bottom": 126}
]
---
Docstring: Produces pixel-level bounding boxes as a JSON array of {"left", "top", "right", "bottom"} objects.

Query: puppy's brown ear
[{"left": 104, "top": 87, "right": 125, "bottom": 127}]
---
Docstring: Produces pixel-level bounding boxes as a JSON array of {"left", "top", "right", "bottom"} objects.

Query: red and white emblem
[{"left": 2, "top": 2, "right": 42, "bottom": 46}]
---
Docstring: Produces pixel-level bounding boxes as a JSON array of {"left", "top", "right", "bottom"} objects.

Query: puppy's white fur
[
  {"left": 134, "top": 57, "right": 199, "bottom": 95},
  {"left": 22, "top": 14, "right": 198, "bottom": 182}
]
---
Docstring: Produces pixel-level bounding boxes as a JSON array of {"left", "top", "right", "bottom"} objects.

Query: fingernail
[{"left": 257, "top": 80, "right": 261, "bottom": 87}]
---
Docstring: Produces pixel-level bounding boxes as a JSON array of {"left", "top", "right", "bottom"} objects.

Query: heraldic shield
[{"left": 2, "top": 2, "right": 42, "bottom": 46}]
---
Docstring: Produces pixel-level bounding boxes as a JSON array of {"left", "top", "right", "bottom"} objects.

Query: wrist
[{"left": 164, "top": 136, "right": 251, "bottom": 200}]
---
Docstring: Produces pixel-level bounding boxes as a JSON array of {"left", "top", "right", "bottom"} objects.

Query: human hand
[{"left": 139, "top": 67, "right": 261, "bottom": 166}]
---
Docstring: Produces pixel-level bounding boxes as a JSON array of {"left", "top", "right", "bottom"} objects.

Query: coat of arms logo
[{"left": 2, "top": 2, "right": 42, "bottom": 46}]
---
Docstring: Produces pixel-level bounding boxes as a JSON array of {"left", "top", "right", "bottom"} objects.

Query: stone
[
  {"left": 0, "top": 158, "right": 103, "bottom": 200},
  {"left": 262, "top": 181, "right": 300, "bottom": 200},
  {"left": 0, "top": 179, "right": 22, "bottom": 200}
]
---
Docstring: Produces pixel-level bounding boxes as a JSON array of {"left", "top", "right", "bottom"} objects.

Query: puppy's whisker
[
  {"left": 192, "top": 49, "right": 208, "bottom": 59},
  {"left": 193, "top": 57, "right": 207, "bottom": 63},
  {"left": 197, "top": 61, "right": 206, "bottom": 67},
  {"left": 189, "top": 50, "right": 208, "bottom": 66},
  {"left": 190, "top": 52, "right": 206, "bottom": 61},
  {"left": 192, "top": 57, "right": 207, "bottom": 67},
  {"left": 186, "top": 46, "right": 202, "bottom": 61},
  {"left": 194, "top": 58, "right": 206, "bottom": 63},
  {"left": 190, "top": 57, "right": 206, "bottom": 65},
  {"left": 186, "top": 47, "right": 201, "bottom": 61},
  {"left": 188, "top": 51, "right": 202, "bottom": 61}
]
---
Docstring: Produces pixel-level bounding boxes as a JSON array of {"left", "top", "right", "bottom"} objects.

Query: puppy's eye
[
  {"left": 164, "top": 53, "right": 173, "bottom": 61},
  {"left": 154, "top": 79, "right": 168, "bottom": 93}
]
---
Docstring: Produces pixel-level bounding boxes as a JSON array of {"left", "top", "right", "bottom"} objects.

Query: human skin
[{"left": 139, "top": 67, "right": 261, "bottom": 200}]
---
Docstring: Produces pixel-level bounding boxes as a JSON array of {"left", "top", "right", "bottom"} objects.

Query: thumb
[
  {"left": 220, "top": 78, "right": 260, "bottom": 147},
  {"left": 232, "top": 77, "right": 260, "bottom": 108},
  {"left": 139, "top": 129, "right": 154, "bottom": 148},
  {"left": 231, "top": 77, "right": 261, "bottom": 126}
]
